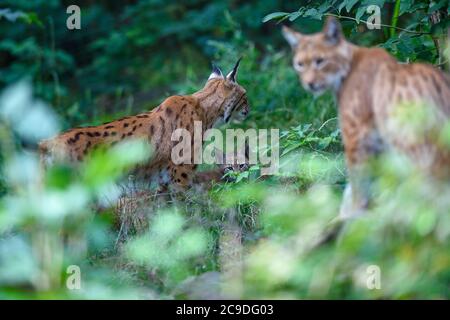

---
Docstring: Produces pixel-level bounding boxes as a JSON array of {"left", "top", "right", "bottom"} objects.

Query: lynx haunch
[
  {"left": 39, "top": 59, "right": 249, "bottom": 189},
  {"left": 283, "top": 17, "right": 450, "bottom": 218}
]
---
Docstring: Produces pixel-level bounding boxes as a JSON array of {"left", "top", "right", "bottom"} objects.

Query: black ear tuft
[
  {"left": 226, "top": 57, "right": 242, "bottom": 83},
  {"left": 212, "top": 63, "right": 223, "bottom": 75}
]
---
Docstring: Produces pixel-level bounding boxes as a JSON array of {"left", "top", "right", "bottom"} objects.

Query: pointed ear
[
  {"left": 282, "top": 25, "right": 302, "bottom": 48},
  {"left": 214, "top": 147, "right": 225, "bottom": 164},
  {"left": 323, "top": 16, "right": 342, "bottom": 45},
  {"left": 226, "top": 57, "right": 242, "bottom": 83},
  {"left": 208, "top": 63, "right": 224, "bottom": 80}
]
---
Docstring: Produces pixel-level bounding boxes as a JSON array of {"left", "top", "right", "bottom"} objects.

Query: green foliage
[
  {"left": 240, "top": 173, "right": 450, "bottom": 299},
  {"left": 0, "top": 0, "right": 449, "bottom": 300},
  {"left": 264, "top": 0, "right": 449, "bottom": 63}
]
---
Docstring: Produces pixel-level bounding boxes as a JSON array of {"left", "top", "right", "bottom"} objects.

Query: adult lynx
[
  {"left": 39, "top": 59, "right": 249, "bottom": 190},
  {"left": 283, "top": 17, "right": 450, "bottom": 218}
]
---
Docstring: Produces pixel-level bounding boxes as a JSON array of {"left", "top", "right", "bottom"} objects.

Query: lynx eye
[
  {"left": 295, "top": 60, "right": 305, "bottom": 72},
  {"left": 314, "top": 57, "right": 325, "bottom": 67}
]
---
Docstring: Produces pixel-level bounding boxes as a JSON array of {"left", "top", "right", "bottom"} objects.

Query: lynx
[
  {"left": 283, "top": 17, "right": 450, "bottom": 218},
  {"left": 193, "top": 143, "right": 250, "bottom": 185},
  {"left": 39, "top": 59, "right": 249, "bottom": 190}
]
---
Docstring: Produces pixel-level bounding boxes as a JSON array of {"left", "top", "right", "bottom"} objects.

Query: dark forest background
[{"left": 0, "top": 0, "right": 449, "bottom": 299}]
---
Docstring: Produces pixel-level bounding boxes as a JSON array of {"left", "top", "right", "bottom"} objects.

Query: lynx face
[
  {"left": 217, "top": 147, "right": 250, "bottom": 180},
  {"left": 282, "top": 18, "right": 353, "bottom": 95},
  {"left": 191, "top": 145, "right": 250, "bottom": 186},
  {"left": 206, "top": 60, "right": 249, "bottom": 123}
]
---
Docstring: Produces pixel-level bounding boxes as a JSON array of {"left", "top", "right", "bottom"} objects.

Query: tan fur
[
  {"left": 283, "top": 17, "right": 450, "bottom": 218},
  {"left": 39, "top": 62, "right": 249, "bottom": 189}
]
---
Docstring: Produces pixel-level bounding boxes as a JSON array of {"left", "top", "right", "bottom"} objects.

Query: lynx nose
[{"left": 307, "top": 82, "right": 318, "bottom": 91}]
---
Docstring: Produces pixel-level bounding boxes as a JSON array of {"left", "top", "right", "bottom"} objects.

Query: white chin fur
[
  {"left": 329, "top": 74, "right": 344, "bottom": 92},
  {"left": 312, "top": 89, "right": 326, "bottom": 97}
]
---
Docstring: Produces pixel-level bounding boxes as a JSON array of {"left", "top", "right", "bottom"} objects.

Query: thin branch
[
  {"left": 390, "top": 0, "right": 402, "bottom": 37},
  {"left": 318, "top": 117, "right": 338, "bottom": 132},
  {"left": 436, "top": 59, "right": 449, "bottom": 67},
  {"left": 325, "top": 13, "right": 431, "bottom": 35}
]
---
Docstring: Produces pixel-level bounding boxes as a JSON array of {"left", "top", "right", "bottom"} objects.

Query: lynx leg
[
  {"left": 340, "top": 127, "right": 382, "bottom": 219},
  {"left": 339, "top": 174, "right": 370, "bottom": 219}
]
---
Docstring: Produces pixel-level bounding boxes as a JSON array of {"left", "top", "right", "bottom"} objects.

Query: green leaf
[
  {"left": 431, "top": 19, "right": 450, "bottom": 35},
  {"left": 0, "top": 8, "right": 25, "bottom": 22},
  {"left": 355, "top": 6, "right": 367, "bottom": 23},
  {"left": 288, "top": 11, "right": 302, "bottom": 21},
  {"left": 235, "top": 171, "right": 249, "bottom": 183},
  {"left": 317, "top": 2, "right": 332, "bottom": 14},
  {"left": 428, "top": 0, "right": 447, "bottom": 14},
  {"left": 304, "top": 8, "right": 322, "bottom": 20},
  {"left": 21, "top": 12, "right": 44, "bottom": 28},
  {"left": 346, "top": 0, "right": 360, "bottom": 13},
  {"left": 262, "top": 12, "right": 289, "bottom": 23},
  {"left": 362, "top": 0, "right": 385, "bottom": 6}
]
